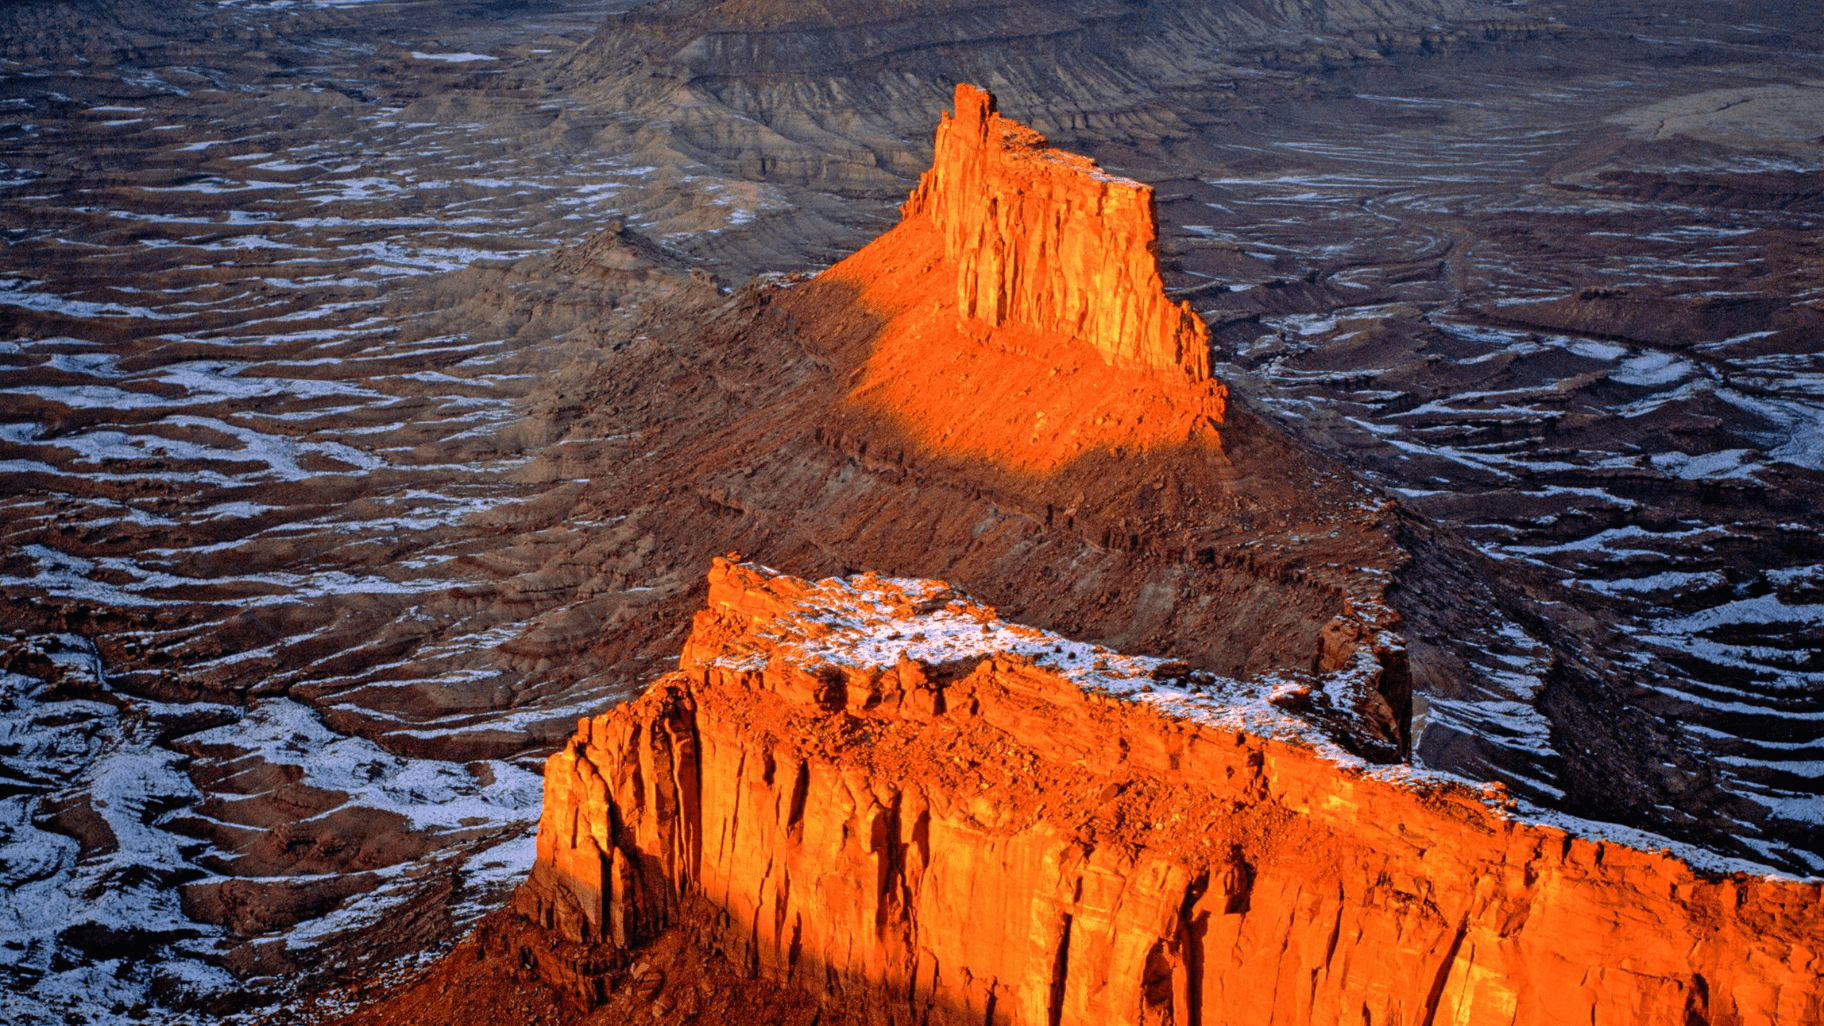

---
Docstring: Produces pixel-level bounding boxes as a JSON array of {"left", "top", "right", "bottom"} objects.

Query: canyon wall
[
  {"left": 514, "top": 560, "right": 1824, "bottom": 1026},
  {"left": 901, "top": 84, "right": 1212, "bottom": 381}
]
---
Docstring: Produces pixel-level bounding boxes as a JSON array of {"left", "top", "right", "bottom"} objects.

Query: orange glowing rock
[
  {"left": 517, "top": 561, "right": 1824, "bottom": 1026},
  {"left": 813, "top": 83, "right": 1227, "bottom": 475},
  {"left": 904, "top": 84, "right": 1212, "bottom": 381}
]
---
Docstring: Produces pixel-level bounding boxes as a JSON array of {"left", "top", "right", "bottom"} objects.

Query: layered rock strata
[
  {"left": 515, "top": 560, "right": 1824, "bottom": 1026},
  {"left": 902, "top": 83, "right": 1212, "bottom": 381}
]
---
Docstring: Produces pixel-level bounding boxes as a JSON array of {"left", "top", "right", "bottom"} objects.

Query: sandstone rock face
[
  {"left": 902, "top": 84, "right": 1211, "bottom": 381},
  {"left": 516, "top": 561, "right": 1824, "bottom": 1026},
  {"left": 815, "top": 83, "right": 1231, "bottom": 476}
]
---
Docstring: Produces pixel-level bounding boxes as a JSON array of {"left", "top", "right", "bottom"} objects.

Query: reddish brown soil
[{"left": 322, "top": 908, "right": 823, "bottom": 1026}]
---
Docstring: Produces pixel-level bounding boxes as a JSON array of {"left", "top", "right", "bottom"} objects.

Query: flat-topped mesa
[
  {"left": 902, "top": 83, "right": 1212, "bottom": 382},
  {"left": 514, "top": 560, "right": 1824, "bottom": 1026}
]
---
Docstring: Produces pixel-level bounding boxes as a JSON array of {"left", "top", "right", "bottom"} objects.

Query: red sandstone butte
[
  {"left": 516, "top": 559, "right": 1824, "bottom": 1026},
  {"left": 821, "top": 83, "right": 1226, "bottom": 475},
  {"left": 902, "top": 84, "right": 1211, "bottom": 382}
]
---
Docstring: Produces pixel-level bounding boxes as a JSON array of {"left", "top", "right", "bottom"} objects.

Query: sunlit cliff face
[
  {"left": 905, "top": 84, "right": 1212, "bottom": 383},
  {"left": 814, "top": 84, "right": 1228, "bottom": 476},
  {"left": 517, "top": 560, "right": 1824, "bottom": 1026}
]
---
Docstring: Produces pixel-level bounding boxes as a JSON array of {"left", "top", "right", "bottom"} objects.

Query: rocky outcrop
[
  {"left": 812, "top": 83, "right": 1230, "bottom": 476},
  {"left": 514, "top": 561, "right": 1824, "bottom": 1026},
  {"left": 902, "top": 84, "right": 1211, "bottom": 381}
]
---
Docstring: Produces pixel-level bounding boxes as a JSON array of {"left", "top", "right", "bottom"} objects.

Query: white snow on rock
[
  {"left": 0, "top": 642, "right": 235, "bottom": 1026},
  {"left": 408, "top": 52, "right": 498, "bottom": 63},
  {"left": 709, "top": 566, "right": 1819, "bottom": 883},
  {"left": 0, "top": 635, "right": 543, "bottom": 1026}
]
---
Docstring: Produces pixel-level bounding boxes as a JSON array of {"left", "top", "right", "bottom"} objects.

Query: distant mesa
[{"left": 819, "top": 83, "right": 1226, "bottom": 473}]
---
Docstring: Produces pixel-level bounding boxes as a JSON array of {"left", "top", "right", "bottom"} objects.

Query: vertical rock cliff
[
  {"left": 512, "top": 560, "right": 1823, "bottom": 1026},
  {"left": 902, "top": 83, "right": 1212, "bottom": 381},
  {"left": 814, "top": 82, "right": 1228, "bottom": 475}
]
